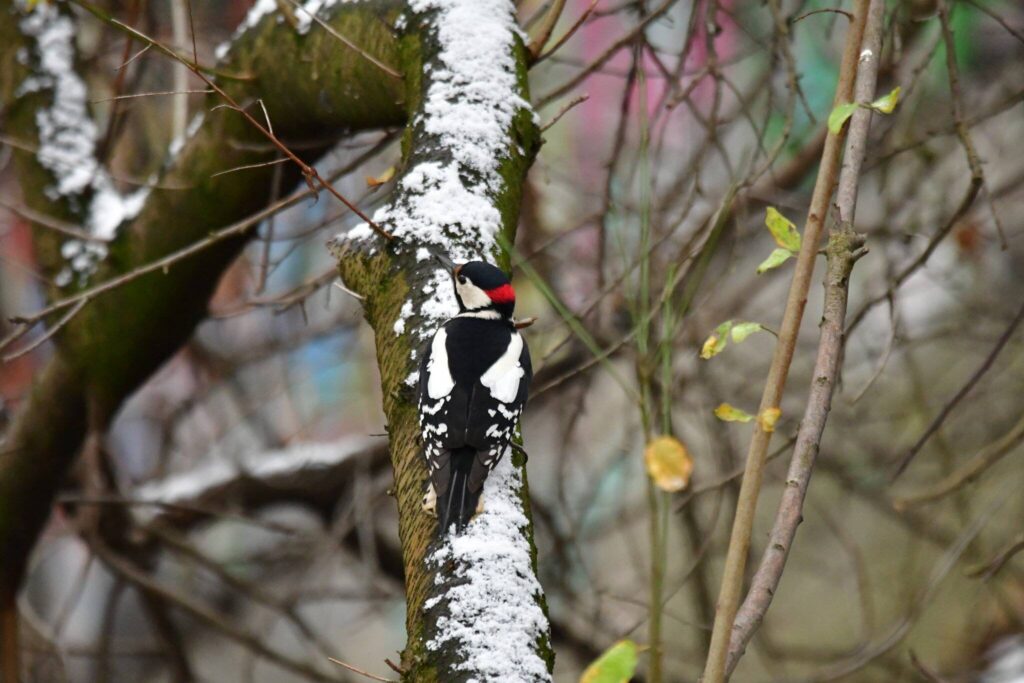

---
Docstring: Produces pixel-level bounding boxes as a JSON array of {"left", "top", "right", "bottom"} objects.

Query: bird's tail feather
[{"left": 436, "top": 447, "right": 481, "bottom": 537}]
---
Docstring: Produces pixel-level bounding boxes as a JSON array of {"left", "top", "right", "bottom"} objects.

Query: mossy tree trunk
[
  {"left": 1, "top": 0, "right": 551, "bottom": 679},
  {"left": 331, "top": 1, "right": 552, "bottom": 679}
]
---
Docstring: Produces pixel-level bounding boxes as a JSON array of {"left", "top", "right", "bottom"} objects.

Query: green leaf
[
  {"left": 580, "top": 640, "right": 639, "bottom": 683},
  {"left": 730, "top": 322, "right": 764, "bottom": 343},
  {"left": 765, "top": 207, "right": 800, "bottom": 251},
  {"left": 714, "top": 403, "right": 754, "bottom": 423},
  {"left": 827, "top": 102, "right": 858, "bottom": 134},
  {"left": 700, "top": 320, "right": 733, "bottom": 359},
  {"left": 756, "top": 247, "right": 795, "bottom": 274},
  {"left": 869, "top": 86, "right": 901, "bottom": 114}
]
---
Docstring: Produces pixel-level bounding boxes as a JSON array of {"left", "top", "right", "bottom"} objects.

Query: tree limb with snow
[
  {"left": 1, "top": 0, "right": 551, "bottom": 679},
  {"left": 329, "top": 1, "right": 552, "bottom": 679}
]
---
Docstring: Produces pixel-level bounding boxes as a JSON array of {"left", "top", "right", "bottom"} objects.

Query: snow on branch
[
  {"left": 425, "top": 456, "right": 551, "bottom": 682},
  {"left": 133, "top": 436, "right": 378, "bottom": 524},
  {"left": 326, "top": 0, "right": 550, "bottom": 679},
  {"left": 16, "top": 2, "right": 149, "bottom": 285},
  {"left": 337, "top": 0, "right": 535, "bottom": 374}
]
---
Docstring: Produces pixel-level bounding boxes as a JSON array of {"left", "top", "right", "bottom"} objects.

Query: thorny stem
[{"left": 700, "top": 2, "right": 870, "bottom": 681}]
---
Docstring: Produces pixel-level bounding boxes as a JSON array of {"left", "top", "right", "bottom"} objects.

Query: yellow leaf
[
  {"left": 580, "top": 640, "right": 639, "bottom": 683},
  {"left": 644, "top": 436, "right": 693, "bottom": 493},
  {"left": 700, "top": 321, "right": 733, "bottom": 359},
  {"left": 365, "top": 166, "right": 396, "bottom": 187},
  {"left": 757, "top": 407, "right": 781, "bottom": 433},
  {"left": 714, "top": 403, "right": 754, "bottom": 423},
  {"left": 869, "top": 86, "right": 901, "bottom": 114},
  {"left": 765, "top": 207, "right": 800, "bottom": 251}
]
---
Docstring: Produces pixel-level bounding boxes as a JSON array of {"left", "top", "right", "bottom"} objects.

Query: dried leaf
[
  {"left": 765, "top": 207, "right": 801, "bottom": 251},
  {"left": 580, "top": 640, "right": 639, "bottom": 683},
  {"left": 365, "top": 166, "right": 396, "bottom": 187},
  {"left": 827, "top": 101, "right": 858, "bottom": 134},
  {"left": 700, "top": 321, "right": 733, "bottom": 359},
  {"left": 730, "top": 322, "right": 764, "bottom": 343},
  {"left": 644, "top": 436, "right": 693, "bottom": 492},
  {"left": 756, "top": 247, "right": 795, "bottom": 274},
  {"left": 714, "top": 403, "right": 754, "bottom": 423},
  {"left": 869, "top": 86, "right": 901, "bottom": 114},
  {"left": 757, "top": 407, "right": 781, "bottom": 433}
]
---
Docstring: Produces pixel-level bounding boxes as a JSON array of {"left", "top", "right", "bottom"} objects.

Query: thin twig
[
  {"left": 0, "top": 198, "right": 102, "bottom": 242},
  {"left": 536, "top": 0, "right": 598, "bottom": 63},
  {"left": 284, "top": 0, "right": 402, "bottom": 78},
  {"left": 116, "top": 42, "right": 151, "bottom": 71},
  {"left": 967, "top": 532, "right": 1024, "bottom": 581},
  {"left": 527, "top": 0, "right": 567, "bottom": 61},
  {"left": 72, "top": 0, "right": 392, "bottom": 240},
  {"left": 209, "top": 156, "right": 290, "bottom": 178},
  {"left": 540, "top": 94, "right": 588, "bottom": 132},
  {"left": 328, "top": 657, "right": 397, "bottom": 682},
  {"left": 91, "top": 88, "right": 214, "bottom": 103},
  {"left": 938, "top": 1, "right": 1007, "bottom": 249},
  {"left": 890, "top": 299, "right": 1024, "bottom": 480},
  {"left": 894, "top": 410, "right": 1024, "bottom": 508},
  {"left": 3, "top": 297, "right": 89, "bottom": 362}
]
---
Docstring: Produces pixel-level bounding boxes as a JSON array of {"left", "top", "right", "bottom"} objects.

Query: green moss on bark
[
  {"left": 333, "top": 8, "right": 550, "bottom": 682},
  {"left": 0, "top": 0, "right": 407, "bottom": 596}
]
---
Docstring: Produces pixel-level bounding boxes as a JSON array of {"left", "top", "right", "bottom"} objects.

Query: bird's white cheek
[{"left": 456, "top": 281, "right": 492, "bottom": 310}]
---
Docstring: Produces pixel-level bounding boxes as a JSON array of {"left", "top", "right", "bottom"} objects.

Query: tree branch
[
  {"left": 700, "top": 2, "right": 871, "bottom": 680},
  {"left": 718, "top": 0, "right": 884, "bottom": 674},
  {"left": 330, "top": 1, "right": 550, "bottom": 679},
  {"left": 0, "top": 0, "right": 404, "bottom": 642}
]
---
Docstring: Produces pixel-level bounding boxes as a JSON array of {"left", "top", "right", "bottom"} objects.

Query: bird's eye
[{"left": 457, "top": 275, "right": 467, "bottom": 284}]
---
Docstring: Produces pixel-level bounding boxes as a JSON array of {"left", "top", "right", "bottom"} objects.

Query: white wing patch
[
  {"left": 426, "top": 328, "right": 455, "bottom": 399},
  {"left": 480, "top": 332, "right": 524, "bottom": 403}
]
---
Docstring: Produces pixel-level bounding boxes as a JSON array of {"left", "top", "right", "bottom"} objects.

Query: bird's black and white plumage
[{"left": 417, "top": 261, "right": 532, "bottom": 536}]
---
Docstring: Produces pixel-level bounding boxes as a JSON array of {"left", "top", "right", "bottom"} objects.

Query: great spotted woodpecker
[{"left": 417, "top": 260, "right": 532, "bottom": 536}]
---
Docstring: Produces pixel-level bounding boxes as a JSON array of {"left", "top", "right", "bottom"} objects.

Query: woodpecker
[{"left": 417, "top": 260, "right": 532, "bottom": 536}]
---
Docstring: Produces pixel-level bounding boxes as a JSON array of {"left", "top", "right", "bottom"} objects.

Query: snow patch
[
  {"left": 983, "top": 635, "right": 1024, "bottom": 683},
  {"left": 17, "top": 2, "right": 151, "bottom": 274},
  {"left": 335, "top": 0, "right": 532, "bottom": 376},
  {"left": 134, "top": 436, "right": 372, "bottom": 510},
  {"left": 167, "top": 112, "right": 205, "bottom": 160},
  {"left": 216, "top": 0, "right": 353, "bottom": 58},
  {"left": 425, "top": 456, "right": 550, "bottom": 682},
  {"left": 295, "top": 0, "right": 345, "bottom": 34},
  {"left": 19, "top": 5, "right": 98, "bottom": 199},
  {"left": 394, "top": 299, "right": 414, "bottom": 334}
]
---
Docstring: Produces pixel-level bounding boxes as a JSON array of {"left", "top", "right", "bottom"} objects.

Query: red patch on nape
[{"left": 486, "top": 283, "right": 516, "bottom": 304}]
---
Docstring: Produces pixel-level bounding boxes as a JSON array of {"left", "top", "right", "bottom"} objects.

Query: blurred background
[{"left": 2, "top": 0, "right": 1024, "bottom": 681}]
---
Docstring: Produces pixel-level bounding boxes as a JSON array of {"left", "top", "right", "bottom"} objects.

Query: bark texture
[
  {"left": 330, "top": 1, "right": 552, "bottom": 679},
  {"left": 2, "top": 0, "right": 553, "bottom": 679}
]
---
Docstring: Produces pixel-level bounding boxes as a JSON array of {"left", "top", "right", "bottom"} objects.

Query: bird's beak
[{"left": 432, "top": 252, "right": 456, "bottom": 270}]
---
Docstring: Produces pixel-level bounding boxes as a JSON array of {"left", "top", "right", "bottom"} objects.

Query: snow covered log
[{"left": 329, "top": 1, "right": 552, "bottom": 680}]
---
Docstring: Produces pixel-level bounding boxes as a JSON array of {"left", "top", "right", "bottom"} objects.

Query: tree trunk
[
  {"left": 1, "top": 0, "right": 552, "bottom": 679},
  {"left": 331, "top": 1, "right": 553, "bottom": 679}
]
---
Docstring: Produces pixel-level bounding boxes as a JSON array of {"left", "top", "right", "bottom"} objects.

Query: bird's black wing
[{"left": 418, "top": 319, "right": 531, "bottom": 532}]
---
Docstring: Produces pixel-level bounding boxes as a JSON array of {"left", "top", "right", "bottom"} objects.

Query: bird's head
[{"left": 451, "top": 261, "right": 516, "bottom": 320}]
